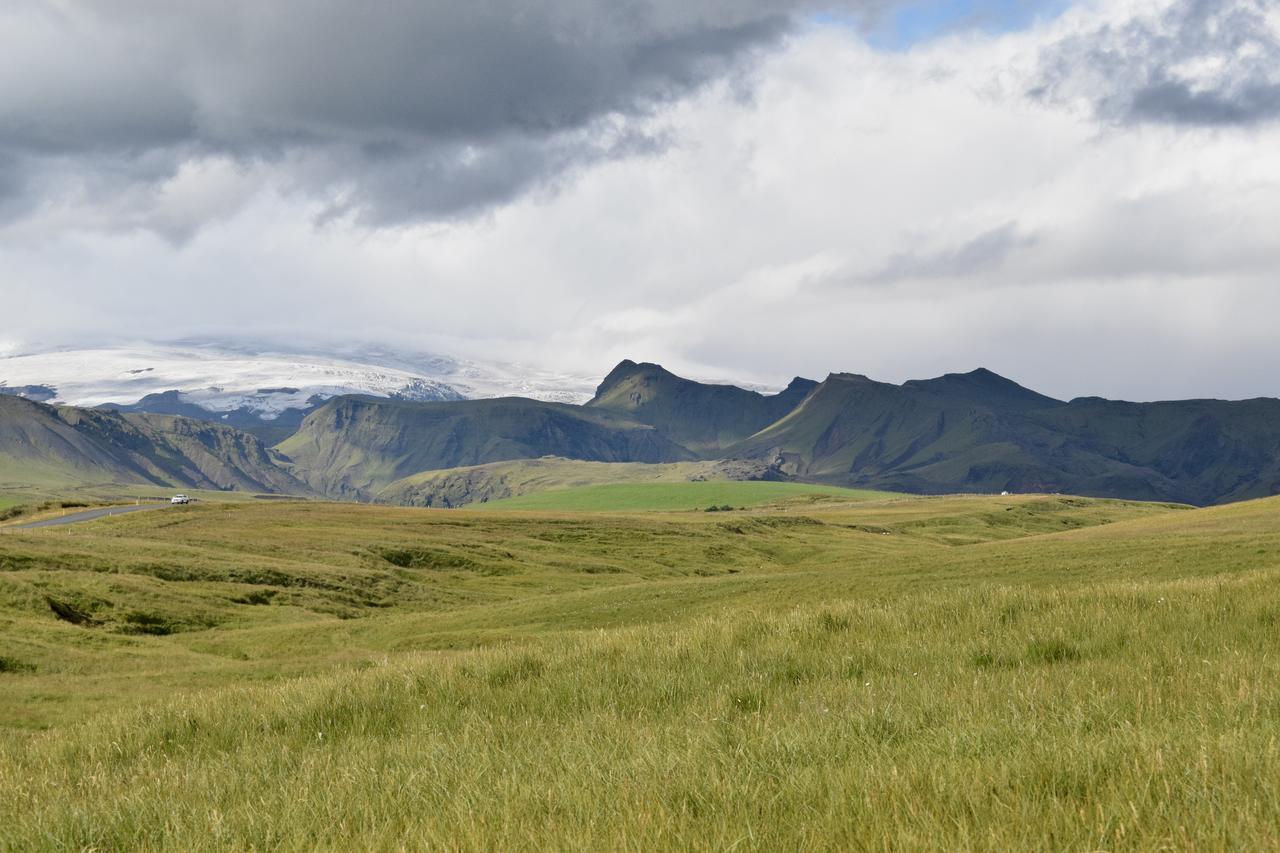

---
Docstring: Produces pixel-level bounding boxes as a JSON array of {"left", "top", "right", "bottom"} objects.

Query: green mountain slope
[
  {"left": 730, "top": 369, "right": 1280, "bottom": 505},
  {"left": 586, "top": 360, "right": 817, "bottom": 453},
  {"left": 1028, "top": 397, "right": 1280, "bottom": 504},
  {"left": 376, "top": 456, "right": 783, "bottom": 508},
  {"left": 277, "top": 395, "right": 696, "bottom": 500},
  {"left": 475, "top": 480, "right": 897, "bottom": 511},
  {"left": 0, "top": 395, "right": 310, "bottom": 494}
]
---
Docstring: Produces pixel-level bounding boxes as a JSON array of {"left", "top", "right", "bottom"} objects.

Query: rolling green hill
[
  {"left": 586, "top": 360, "right": 817, "bottom": 453},
  {"left": 0, "top": 492, "right": 1193, "bottom": 725},
  {"left": 5, "top": 493, "right": 1280, "bottom": 847},
  {"left": 0, "top": 395, "right": 309, "bottom": 496},
  {"left": 376, "top": 456, "right": 784, "bottom": 507},
  {"left": 277, "top": 395, "right": 695, "bottom": 500},
  {"left": 476, "top": 480, "right": 896, "bottom": 511}
]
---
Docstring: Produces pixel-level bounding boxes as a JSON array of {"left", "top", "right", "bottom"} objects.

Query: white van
[{"left": 170, "top": 494, "right": 190, "bottom": 505}]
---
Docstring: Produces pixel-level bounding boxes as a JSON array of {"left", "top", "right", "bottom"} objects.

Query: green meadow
[
  {"left": 1, "top": 491, "right": 1278, "bottom": 849},
  {"left": 476, "top": 480, "right": 896, "bottom": 511}
]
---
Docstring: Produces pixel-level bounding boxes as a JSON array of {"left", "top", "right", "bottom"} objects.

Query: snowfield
[{"left": 0, "top": 342, "right": 600, "bottom": 418}]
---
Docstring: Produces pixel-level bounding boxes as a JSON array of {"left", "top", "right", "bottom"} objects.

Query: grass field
[
  {"left": 1, "top": 492, "right": 1278, "bottom": 848},
  {"left": 477, "top": 480, "right": 897, "bottom": 511}
]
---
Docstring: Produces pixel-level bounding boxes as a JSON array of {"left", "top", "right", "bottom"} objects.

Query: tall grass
[
  {"left": 3, "top": 565, "right": 1280, "bottom": 848},
  {"left": 0, "top": 494, "right": 1277, "bottom": 848}
]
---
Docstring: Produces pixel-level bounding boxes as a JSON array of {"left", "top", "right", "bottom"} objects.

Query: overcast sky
[{"left": 3, "top": 0, "right": 1279, "bottom": 401}]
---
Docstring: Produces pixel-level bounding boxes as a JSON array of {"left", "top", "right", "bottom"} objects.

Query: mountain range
[{"left": 3, "top": 356, "right": 1278, "bottom": 506}]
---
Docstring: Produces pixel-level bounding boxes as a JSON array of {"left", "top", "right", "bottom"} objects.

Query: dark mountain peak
[
  {"left": 783, "top": 377, "right": 819, "bottom": 392},
  {"left": 923, "top": 366, "right": 1018, "bottom": 387},
  {"left": 586, "top": 360, "right": 817, "bottom": 453},
  {"left": 776, "top": 377, "right": 819, "bottom": 401},
  {"left": 604, "top": 358, "right": 639, "bottom": 377},
  {"left": 817, "top": 372, "right": 905, "bottom": 396},
  {"left": 904, "top": 367, "right": 1061, "bottom": 409},
  {"left": 591, "top": 359, "right": 677, "bottom": 401},
  {"left": 825, "top": 372, "right": 874, "bottom": 383}
]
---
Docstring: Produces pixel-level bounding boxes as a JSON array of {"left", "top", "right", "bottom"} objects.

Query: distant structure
[{"left": 1000, "top": 490, "right": 1011, "bottom": 496}]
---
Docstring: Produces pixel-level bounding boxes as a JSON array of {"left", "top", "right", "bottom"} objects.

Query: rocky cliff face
[{"left": 0, "top": 395, "right": 311, "bottom": 494}]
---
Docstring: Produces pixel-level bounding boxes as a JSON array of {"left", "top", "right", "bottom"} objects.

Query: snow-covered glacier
[{"left": 0, "top": 341, "right": 600, "bottom": 419}]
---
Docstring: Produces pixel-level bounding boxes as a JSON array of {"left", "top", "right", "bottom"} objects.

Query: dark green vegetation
[
  {"left": 1, "top": 493, "right": 1279, "bottom": 848},
  {"left": 477, "top": 480, "right": 895, "bottom": 511},
  {"left": 738, "top": 369, "right": 1280, "bottom": 505},
  {"left": 376, "top": 457, "right": 786, "bottom": 507},
  {"left": 277, "top": 395, "right": 695, "bottom": 500},
  {"left": 4, "top": 359, "right": 1280, "bottom": 506}
]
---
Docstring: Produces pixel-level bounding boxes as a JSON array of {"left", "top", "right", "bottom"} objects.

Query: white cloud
[{"left": 2, "top": 0, "right": 1279, "bottom": 401}]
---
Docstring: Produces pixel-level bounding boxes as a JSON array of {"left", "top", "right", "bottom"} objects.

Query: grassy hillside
[
  {"left": 477, "top": 480, "right": 896, "bottom": 511},
  {"left": 376, "top": 457, "right": 787, "bottom": 507},
  {"left": 0, "top": 494, "right": 1182, "bottom": 725},
  {"left": 732, "top": 370, "right": 1280, "bottom": 505},
  {"left": 277, "top": 395, "right": 694, "bottom": 500},
  {"left": 5, "top": 493, "right": 1280, "bottom": 846}
]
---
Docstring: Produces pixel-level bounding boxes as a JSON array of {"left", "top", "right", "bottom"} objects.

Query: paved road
[{"left": 11, "top": 504, "right": 170, "bottom": 530}]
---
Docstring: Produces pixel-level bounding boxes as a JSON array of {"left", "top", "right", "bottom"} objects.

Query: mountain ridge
[
  {"left": 277, "top": 394, "right": 696, "bottom": 500},
  {"left": 728, "top": 367, "right": 1280, "bottom": 505},
  {"left": 3, "top": 357, "right": 1278, "bottom": 506},
  {"left": 0, "top": 395, "right": 311, "bottom": 495},
  {"left": 587, "top": 359, "right": 818, "bottom": 454}
]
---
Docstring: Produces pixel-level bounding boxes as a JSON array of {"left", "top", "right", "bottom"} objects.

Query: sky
[{"left": 2, "top": 0, "right": 1279, "bottom": 402}]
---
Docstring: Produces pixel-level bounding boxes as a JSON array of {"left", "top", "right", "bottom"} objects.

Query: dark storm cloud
[
  {"left": 0, "top": 0, "right": 884, "bottom": 230},
  {"left": 1128, "top": 78, "right": 1280, "bottom": 126},
  {"left": 1034, "top": 0, "right": 1280, "bottom": 127}
]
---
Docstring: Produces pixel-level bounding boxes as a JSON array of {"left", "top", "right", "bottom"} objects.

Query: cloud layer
[
  {"left": 1035, "top": 0, "right": 1280, "bottom": 126},
  {"left": 0, "top": 0, "right": 894, "bottom": 230},
  {"left": 3, "top": 0, "right": 1280, "bottom": 402}
]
